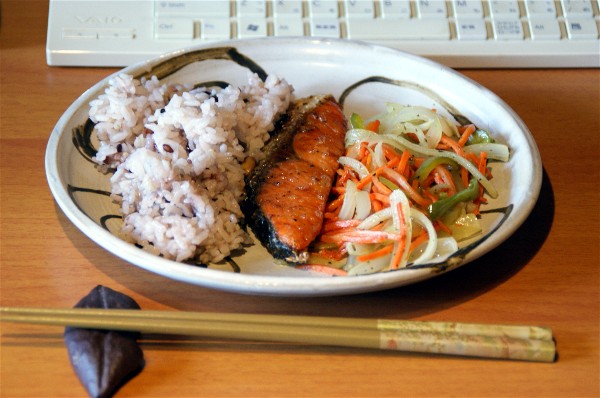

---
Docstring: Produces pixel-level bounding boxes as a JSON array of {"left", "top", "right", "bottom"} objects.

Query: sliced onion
[
  {"left": 376, "top": 105, "right": 445, "bottom": 149},
  {"left": 424, "top": 116, "right": 443, "bottom": 148},
  {"left": 389, "top": 189, "right": 413, "bottom": 269},
  {"left": 409, "top": 209, "right": 438, "bottom": 265},
  {"left": 345, "top": 128, "right": 377, "bottom": 147},
  {"left": 436, "top": 237, "right": 459, "bottom": 257},
  {"left": 338, "top": 179, "right": 357, "bottom": 220},
  {"left": 346, "top": 253, "right": 392, "bottom": 276},
  {"left": 372, "top": 141, "right": 387, "bottom": 168},
  {"left": 354, "top": 190, "right": 372, "bottom": 220},
  {"left": 463, "top": 143, "right": 510, "bottom": 162},
  {"left": 440, "top": 114, "right": 460, "bottom": 137},
  {"left": 338, "top": 156, "right": 369, "bottom": 180},
  {"left": 345, "top": 242, "right": 373, "bottom": 256},
  {"left": 357, "top": 207, "right": 393, "bottom": 230}
]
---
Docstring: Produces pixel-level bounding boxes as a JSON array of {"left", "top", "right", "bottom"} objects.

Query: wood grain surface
[{"left": 1, "top": 1, "right": 598, "bottom": 397}]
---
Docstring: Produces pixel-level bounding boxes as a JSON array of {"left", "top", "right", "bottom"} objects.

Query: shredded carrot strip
[
  {"left": 457, "top": 124, "right": 476, "bottom": 147},
  {"left": 389, "top": 201, "right": 407, "bottom": 269},
  {"left": 434, "top": 164, "right": 457, "bottom": 195},
  {"left": 325, "top": 195, "right": 344, "bottom": 212},
  {"left": 355, "top": 173, "right": 373, "bottom": 190},
  {"left": 364, "top": 119, "right": 380, "bottom": 132},
  {"left": 409, "top": 229, "right": 429, "bottom": 253},
  {"left": 371, "top": 176, "right": 393, "bottom": 195},
  {"left": 356, "top": 244, "right": 393, "bottom": 262},
  {"left": 371, "top": 198, "right": 384, "bottom": 212},
  {"left": 331, "top": 186, "right": 345, "bottom": 195},
  {"left": 371, "top": 192, "right": 391, "bottom": 206},
  {"left": 478, "top": 151, "right": 488, "bottom": 174},
  {"left": 412, "top": 157, "right": 425, "bottom": 168},
  {"left": 422, "top": 189, "right": 438, "bottom": 203},
  {"left": 464, "top": 152, "right": 479, "bottom": 166},
  {"left": 476, "top": 151, "right": 488, "bottom": 204},
  {"left": 397, "top": 149, "right": 411, "bottom": 177},
  {"left": 362, "top": 152, "right": 372, "bottom": 168},
  {"left": 460, "top": 166, "right": 469, "bottom": 189},
  {"left": 381, "top": 167, "right": 430, "bottom": 208},
  {"left": 321, "top": 219, "right": 362, "bottom": 233},
  {"left": 434, "top": 220, "right": 452, "bottom": 235},
  {"left": 358, "top": 143, "right": 369, "bottom": 160},
  {"left": 321, "top": 229, "right": 402, "bottom": 244},
  {"left": 439, "top": 135, "right": 467, "bottom": 158}
]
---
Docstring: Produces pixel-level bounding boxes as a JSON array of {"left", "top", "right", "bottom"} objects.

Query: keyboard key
[
  {"left": 489, "top": 1, "right": 520, "bottom": 17},
  {"left": 379, "top": 0, "right": 411, "bottom": 18},
  {"left": 236, "top": 0, "right": 267, "bottom": 17},
  {"left": 344, "top": 0, "right": 376, "bottom": 19},
  {"left": 310, "top": 18, "right": 341, "bottom": 37},
  {"left": 524, "top": 0, "right": 557, "bottom": 17},
  {"left": 565, "top": 18, "right": 599, "bottom": 39},
  {"left": 308, "top": 1, "right": 339, "bottom": 17},
  {"left": 273, "top": 1, "right": 303, "bottom": 18},
  {"left": 455, "top": 18, "right": 488, "bottom": 40},
  {"left": 347, "top": 18, "right": 450, "bottom": 39},
  {"left": 274, "top": 18, "right": 305, "bottom": 36},
  {"left": 529, "top": 18, "right": 561, "bottom": 40},
  {"left": 452, "top": 0, "right": 484, "bottom": 18},
  {"left": 561, "top": 0, "right": 594, "bottom": 18},
  {"left": 237, "top": 18, "right": 268, "bottom": 37},
  {"left": 155, "top": 18, "right": 194, "bottom": 39},
  {"left": 416, "top": 0, "right": 447, "bottom": 18},
  {"left": 155, "top": 1, "right": 229, "bottom": 17},
  {"left": 200, "top": 19, "right": 231, "bottom": 40},
  {"left": 492, "top": 19, "right": 524, "bottom": 40}
]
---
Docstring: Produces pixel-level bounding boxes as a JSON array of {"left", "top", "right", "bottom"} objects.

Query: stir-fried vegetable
[{"left": 300, "top": 103, "right": 510, "bottom": 276}]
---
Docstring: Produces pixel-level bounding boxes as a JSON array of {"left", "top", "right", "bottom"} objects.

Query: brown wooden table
[{"left": 1, "top": 1, "right": 598, "bottom": 397}]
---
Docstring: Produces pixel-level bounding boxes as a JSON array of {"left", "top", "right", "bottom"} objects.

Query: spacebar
[{"left": 346, "top": 19, "right": 450, "bottom": 40}]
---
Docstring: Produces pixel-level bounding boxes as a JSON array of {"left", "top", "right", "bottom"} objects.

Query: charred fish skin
[{"left": 242, "top": 95, "right": 347, "bottom": 263}]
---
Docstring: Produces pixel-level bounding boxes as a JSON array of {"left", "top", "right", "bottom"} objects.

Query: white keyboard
[{"left": 46, "top": 0, "right": 600, "bottom": 68}]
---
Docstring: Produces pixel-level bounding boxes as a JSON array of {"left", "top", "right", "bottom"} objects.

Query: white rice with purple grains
[{"left": 89, "top": 72, "right": 293, "bottom": 263}]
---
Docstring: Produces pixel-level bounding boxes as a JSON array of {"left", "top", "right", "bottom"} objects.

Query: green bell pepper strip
[
  {"left": 412, "top": 156, "right": 460, "bottom": 184},
  {"left": 350, "top": 113, "right": 364, "bottom": 129},
  {"left": 466, "top": 129, "right": 495, "bottom": 145},
  {"left": 378, "top": 176, "right": 400, "bottom": 191},
  {"left": 427, "top": 177, "right": 479, "bottom": 220}
]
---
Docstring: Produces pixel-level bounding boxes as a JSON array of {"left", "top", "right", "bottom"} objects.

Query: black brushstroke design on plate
[
  {"left": 338, "top": 76, "right": 473, "bottom": 126},
  {"left": 67, "top": 185, "right": 113, "bottom": 219},
  {"left": 135, "top": 46, "right": 269, "bottom": 82},
  {"left": 66, "top": 47, "right": 512, "bottom": 279},
  {"left": 73, "top": 119, "right": 101, "bottom": 164},
  {"left": 64, "top": 285, "right": 144, "bottom": 398},
  {"left": 100, "top": 214, "right": 122, "bottom": 231}
]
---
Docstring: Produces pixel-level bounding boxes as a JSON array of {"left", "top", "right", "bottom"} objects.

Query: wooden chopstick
[{"left": 0, "top": 307, "right": 557, "bottom": 362}]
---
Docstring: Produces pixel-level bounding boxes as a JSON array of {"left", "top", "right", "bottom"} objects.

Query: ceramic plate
[{"left": 45, "top": 38, "right": 542, "bottom": 297}]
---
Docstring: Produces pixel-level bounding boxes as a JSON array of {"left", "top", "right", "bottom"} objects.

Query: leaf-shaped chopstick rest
[{"left": 64, "top": 285, "right": 145, "bottom": 398}]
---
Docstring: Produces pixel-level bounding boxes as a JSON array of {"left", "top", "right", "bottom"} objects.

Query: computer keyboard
[{"left": 46, "top": 0, "right": 600, "bottom": 68}]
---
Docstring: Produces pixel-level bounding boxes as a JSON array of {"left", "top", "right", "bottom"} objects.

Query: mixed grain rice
[{"left": 89, "top": 73, "right": 293, "bottom": 263}]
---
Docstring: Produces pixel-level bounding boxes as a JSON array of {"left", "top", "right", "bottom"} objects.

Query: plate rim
[{"left": 45, "top": 37, "right": 543, "bottom": 296}]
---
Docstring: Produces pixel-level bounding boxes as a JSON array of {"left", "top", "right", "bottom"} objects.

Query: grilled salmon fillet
[{"left": 242, "top": 95, "right": 347, "bottom": 263}]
